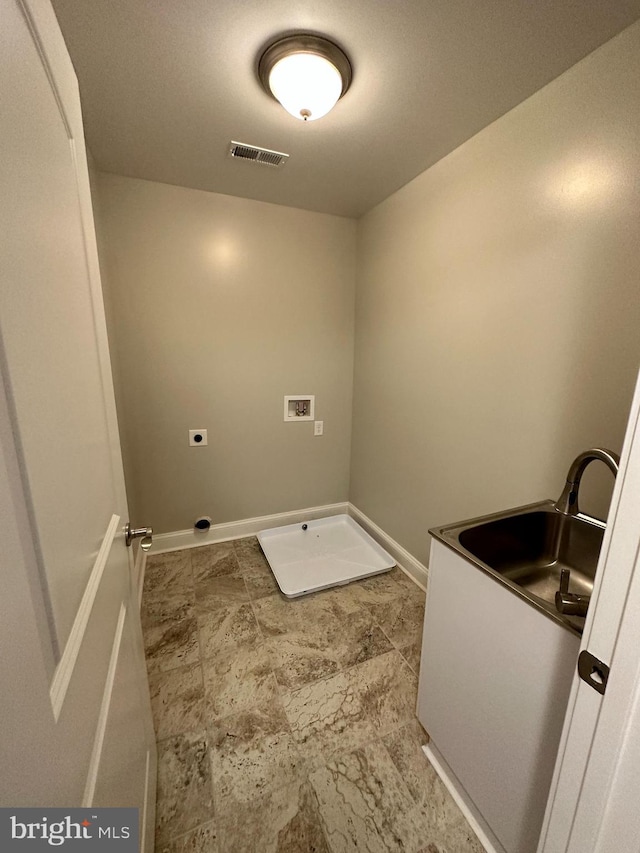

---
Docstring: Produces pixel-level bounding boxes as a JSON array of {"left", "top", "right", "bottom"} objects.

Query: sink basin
[{"left": 430, "top": 500, "right": 606, "bottom": 634}]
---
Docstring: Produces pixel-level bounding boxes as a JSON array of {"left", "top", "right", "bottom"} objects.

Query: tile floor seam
[
  {"left": 163, "top": 816, "right": 217, "bottom": 848},
  {"left": 203, "top": 673, "right": 293, "bottom": 734},
  {"left": 337, "top": 733, "right": 417, "bottom": 798},
  {"left": 309, "top": 783, "right": 335, "bottom": 853},
  {"left": 154, "top": 731, "right": 214, "bottom": 848},
  {"left": 268, "top": 645, "right": 343, "bottom": 693},
  {"left": 144, "top": 625, "right": 200, "bottom": 678},
  {"left": 183, "top": 544, "right": 193, "bottom": 584},
  {"left": 361, "top": 603, "right": 395, "bottom": 635},
  {"left": 317, "top": 729, "right": 406, "bottom": 775},
  {"left": 154, "top": 723, "right": 206, "bottom": 745},
  {"left": 359, "top": 591, "right": 425, "bottom": 673},
  {"left": 275, "top": 630, "right": 400, "bottom": 694},
  {"left": 197, "top": 636, "right": 267, "bottom": 666},
  {"left": 397, "top": 646, "right": 419, "bottom": 675},
  {"left": 282, "top": 646, "right": 414, "bottom": 702},
  {"left": 244, "top": 581, "right": 289, "bottom": 712},
  {"left": 194, "top": 609, "right": 218, "bottom": 836},
  {"left": 146, "top": 657, "right": 195, "bottom": 679},
  {"left": 375, "top": 621, "right": 407, "bottom": 659},
  {"left": 246, "top": 581, "right": 266, "bottom": 643}
]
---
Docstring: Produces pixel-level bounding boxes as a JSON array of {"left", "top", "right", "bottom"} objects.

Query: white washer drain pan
[{"left": 257, "top": 514, "right": 396, "bottom": 598}]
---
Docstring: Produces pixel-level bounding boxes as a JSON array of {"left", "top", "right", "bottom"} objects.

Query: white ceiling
[{"left": 51, "top": 0, "right": 640, "bottom": 219}]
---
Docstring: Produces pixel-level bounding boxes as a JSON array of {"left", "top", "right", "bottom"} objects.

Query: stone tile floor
[{"left": 142, "top": 537, "right": 484, "bottom": 853}]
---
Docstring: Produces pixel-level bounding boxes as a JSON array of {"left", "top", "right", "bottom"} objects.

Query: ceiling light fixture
[{"left": 258, "top": 34, "right": 352, "bottom": 122}]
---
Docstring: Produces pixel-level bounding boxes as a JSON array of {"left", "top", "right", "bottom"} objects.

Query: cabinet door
[{"left": 417, "top": 541, "right": 578, "bottom": 853}]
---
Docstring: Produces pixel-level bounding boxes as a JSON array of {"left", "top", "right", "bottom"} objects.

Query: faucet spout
[{"left": 554, "top": 447, "right": 620, "bottom": 517}]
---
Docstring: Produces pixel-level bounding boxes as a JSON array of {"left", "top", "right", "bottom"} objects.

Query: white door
[
  {"left": 0, "top": 0, "right": 156, "bottom": 848},
  {"left": 538, "top": 366, "right": 640, "bottom": 852}
]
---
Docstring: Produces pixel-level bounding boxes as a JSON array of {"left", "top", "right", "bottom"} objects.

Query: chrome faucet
[
  {"left": 554, "top": 447, "right": 619, "bottom": 617},
  {"left": 554, "top": 447, "right": 620, "bottom": 517}
]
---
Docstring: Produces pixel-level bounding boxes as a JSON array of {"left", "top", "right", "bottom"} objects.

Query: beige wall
[
  {"left": 350, "top": 22, "right": 640, "bottom": 565},
  {"left": 95, "top": 23, "right": 640, "bottom": 553},
  {"left": 96, "top": 174, "right": 356, "bottom": 533}
]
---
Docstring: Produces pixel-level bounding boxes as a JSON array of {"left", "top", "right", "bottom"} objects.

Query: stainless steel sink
[{"left": 430, "top": 500, "right": 606, "bottom": 635}]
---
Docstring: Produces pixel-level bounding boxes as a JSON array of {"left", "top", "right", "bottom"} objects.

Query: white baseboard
[
  {"left": 423, "top": 743, "right": 504, "bottom": 853},
  {"left": 347, "top": 503, "right": 428, "bottom": 590},
  {"left": 149, "top": 502, "right": 349, "bottom": 554},
  {"left": 148, "top": 499, "right": 428, "bottom": 592}
]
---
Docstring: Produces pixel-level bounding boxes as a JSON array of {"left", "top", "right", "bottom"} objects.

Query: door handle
[{"left": 125, "top": 523, "right": 153, "bottom": 552}]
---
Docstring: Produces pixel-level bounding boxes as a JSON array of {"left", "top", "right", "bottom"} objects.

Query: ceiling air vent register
[{"left": 228, "top": 141, "right": 289, "bottom": 167}]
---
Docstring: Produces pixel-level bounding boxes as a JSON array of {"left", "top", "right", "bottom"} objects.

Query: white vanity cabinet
[{"left": 417, "top": 539, "right": 580, "bottom": 853}]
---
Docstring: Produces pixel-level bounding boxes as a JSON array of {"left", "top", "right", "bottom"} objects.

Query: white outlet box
[
  {"left": 189, "top": 429, "right": 208, "bottom": 446},
  {"left": 314, "top": 420, "right": 324, "bottom": 436}
]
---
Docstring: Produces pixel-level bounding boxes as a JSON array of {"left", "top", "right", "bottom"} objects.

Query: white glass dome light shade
[
  {"left": 269, "top": 52, "right": 343, "bottom": 121},
  {"left": 258, "top": 35, "right": 353, "bottom": 122}
]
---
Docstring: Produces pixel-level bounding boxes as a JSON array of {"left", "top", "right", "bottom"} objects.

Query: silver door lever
[{"left": 125, "top": 523, "right": 153, "bottom": 551}]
